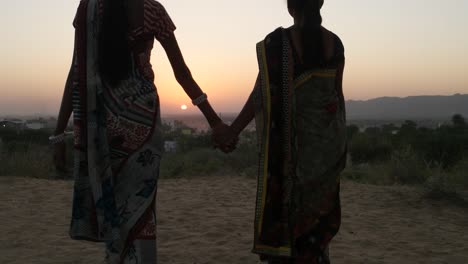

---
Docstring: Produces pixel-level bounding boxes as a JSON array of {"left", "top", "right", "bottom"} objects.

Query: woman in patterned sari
[
  {"left": 217, "top": 0, "right": 347, "bottom": 263},
  {"left": 52, "top": 0, "right": 233, "bottom": 263}
]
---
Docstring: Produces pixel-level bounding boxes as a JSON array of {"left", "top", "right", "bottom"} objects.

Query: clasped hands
[{"left": 212, "top": 122, "right": 239, "bottom": 153}]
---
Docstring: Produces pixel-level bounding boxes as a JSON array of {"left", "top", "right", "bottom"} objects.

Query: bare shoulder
[
  {"left": 322, "top": 27, "right": 344, "bottom": 46},
  {"left": 320, "top": 27, "right": 345, "bottom": 65},
  {"left": 322, "top": 26, "right": 345, "bottom": 57}
]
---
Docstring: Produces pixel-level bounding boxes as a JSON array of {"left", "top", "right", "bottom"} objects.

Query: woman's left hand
[{"left": 212, "top": 122, "right": 238, "bottom": 153}]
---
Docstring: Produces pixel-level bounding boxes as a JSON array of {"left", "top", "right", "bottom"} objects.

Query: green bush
[
  {"left": 1, "top": 116, "right": 467, "bottom": 207},
  {"left": 343, "top": 148, "right": 429, "bottom": 186},
  {"left": 342, "top": 164, "right": 393, "bottom": 185},
  {"left": 423, "top": 166, "right": 467, "bottom": 206},
  {"left": 346, "top": 125, "right": 359, "bottom": 140},
  {"left": 0, "top": 143, "right": 54, "bottom": 178},
  {"left": 416, "top": 129, "right": 467, "bottom": 169},
  {"left": 159, "top": 136, "right": 258, "bottom": 179},
  {"left": 0, "top": 128, "right": 51, "bottom": 145},
  {"left": 386, "top": 147, "right": 430, "bottom": 185},
  {"left": 348, "top": 133, "right": 392, "bottom": 164},
  {"left": 446, "top": 158, "right": 468, "bottom": 190},
  {"left": 160, "top": 148, "right": 227, "bottom": 178}
]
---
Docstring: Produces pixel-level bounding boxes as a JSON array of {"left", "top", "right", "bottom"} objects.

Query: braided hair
[
  {"left": 287, "top": 0, "right": 324, "bottom": 68},
  {"left": 98, "top": 0, "right": 131, "bottom": 85}
]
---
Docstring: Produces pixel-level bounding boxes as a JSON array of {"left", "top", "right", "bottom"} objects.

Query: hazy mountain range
[
  {"left": 1, "top": 94, "right": 467, "bottom": 122},
  {"left": 346, "top": 94, "right": 468, "bottom": 120}
]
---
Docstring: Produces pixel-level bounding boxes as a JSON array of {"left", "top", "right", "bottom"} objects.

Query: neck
[{"left": 293, "top": 16, "right": 305, "bottom": 27}]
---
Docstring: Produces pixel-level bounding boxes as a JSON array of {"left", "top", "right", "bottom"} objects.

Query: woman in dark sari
[
  {"left": 216, "top": 0, "right": 347, "bottom": 263},
  {"left": 52, "top": 0, "right": 233, "bottom": 263}
]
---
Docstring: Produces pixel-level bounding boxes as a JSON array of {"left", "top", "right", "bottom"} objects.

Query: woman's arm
[
  {"left": 212, "top": 80, "right": 256, "bottom": 151},
  {"left": 336, "top": 60, "right": 345, "bottom": 121},
  {"left": 160, "top": 33, "right": 222, "bottom": 128},
  {"left": 53, "top": 52, "right": 75, "bottom": 172},
  {"left": 230, "top": 77, "right": 257, "bottom": 136},
  {"left": 54, "top": 54, "right": 75, "bottom": 135}
]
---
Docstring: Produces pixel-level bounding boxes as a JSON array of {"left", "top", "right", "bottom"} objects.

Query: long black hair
[
  {"left": 98, "top": 0, "right": 131, "bottom": 85},
  {"left": 287, "top": 0, "right": 324, "bottom": 68}
]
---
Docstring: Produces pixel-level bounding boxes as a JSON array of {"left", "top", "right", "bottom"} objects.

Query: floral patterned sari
[{"left": 69, "top": 0, "right": 174, "bottom": 262}]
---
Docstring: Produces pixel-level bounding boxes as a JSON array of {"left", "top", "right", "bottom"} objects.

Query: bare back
[{"left": 288, "top": 26, "right": 341, "bottom": 66}]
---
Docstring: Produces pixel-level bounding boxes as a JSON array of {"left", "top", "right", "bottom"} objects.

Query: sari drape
[
  {"left": 252, "top": 28, "right": 347, "bottom": 263},
  {"left": 69, "top": 0, "right": 164, "bottom": 262}
]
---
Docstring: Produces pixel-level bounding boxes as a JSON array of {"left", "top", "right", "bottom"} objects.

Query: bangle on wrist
[
  {"left": 192, "top": 93, "right": 208, "bottom": 106},
  {"left": 49, "top": 133, "right": 65, "bottom": 145}
]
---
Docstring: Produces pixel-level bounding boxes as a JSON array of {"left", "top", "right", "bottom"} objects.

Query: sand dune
[{"left": 1, "top": 176, "right": 467, "bottom": 264}]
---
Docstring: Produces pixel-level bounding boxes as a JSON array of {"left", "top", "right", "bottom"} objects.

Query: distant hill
[
  {"left": 346, "top": 94, "right": 468, "bottom": 120},
  {"left": 162, "top": 94, "right": 468, "bottom": 129},
  {"left": 6, "top": 94, "right": 465, "bottom": 124}
]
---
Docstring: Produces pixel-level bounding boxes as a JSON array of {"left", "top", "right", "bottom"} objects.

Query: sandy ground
[{"left": 0, "top": 176, "right": 467, "bottom": 264}]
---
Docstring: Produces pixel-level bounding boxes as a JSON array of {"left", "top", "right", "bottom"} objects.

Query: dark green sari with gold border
[{"left": 252, "top": 28, "right": 347, "bottom": 263}]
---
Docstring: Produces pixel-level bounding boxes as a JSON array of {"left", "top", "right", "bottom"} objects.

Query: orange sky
[{"left": 1, "top": 0, "right": 467, "bottom": 116}]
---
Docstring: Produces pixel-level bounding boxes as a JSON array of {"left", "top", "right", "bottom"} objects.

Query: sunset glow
[{"left": 1, "top": 0, "right": 467, "bottom": 116}]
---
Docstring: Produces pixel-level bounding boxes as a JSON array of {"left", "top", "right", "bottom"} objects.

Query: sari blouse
[{"left": 73, "top": 0, "right": 176, "bottom": 82}]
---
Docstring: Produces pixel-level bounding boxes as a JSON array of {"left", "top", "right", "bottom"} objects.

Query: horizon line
[{"left": 1, "top": 93, "right": 467, "bottom": 118}]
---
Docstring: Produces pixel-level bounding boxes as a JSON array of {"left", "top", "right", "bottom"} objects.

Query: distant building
[
  {"left": 163, "top": 120, "right": 176, "bottom": 130},
  {"left": 26, "top": 122, "right": 45, "bottom": 130},
  {"left": 0, "top": 119, "right": 26, "bottom": 131},
  {"left": 181, "top": 128, "right": 193, "bottom": 135},
  {"left": 164, "top": 141, "right": 178, "bottom": 152},
  {"left": 44, "top": 117, "right": 58, "bottom": 129}
]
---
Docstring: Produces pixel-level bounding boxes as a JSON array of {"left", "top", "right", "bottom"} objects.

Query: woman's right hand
[
  {"left": 53, "top": 142, "right": 67, "bottom": 172},
  {"left": 212, "top": 122, "right": 238, "bottom": 153}
]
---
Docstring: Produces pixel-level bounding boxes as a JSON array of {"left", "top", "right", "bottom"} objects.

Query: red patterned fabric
[
  {"left": 129, "top": 0, "right": 176, "bottom": 82},
  {"left": 69, "top": 1, "right": 170, "bottom": 263},
  {"left": 142, "top": 0, "right": 176, "bottom": 42},
  {"left": 73, "top": 0, "right": 175, "bottom": 39},
  {"left": 73, "top": 0, "right": 176, "bottom": 83}
]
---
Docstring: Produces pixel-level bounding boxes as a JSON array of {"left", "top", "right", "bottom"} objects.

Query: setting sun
[{"left": 180, "top": 104, "right": 188, "bottom": 111}]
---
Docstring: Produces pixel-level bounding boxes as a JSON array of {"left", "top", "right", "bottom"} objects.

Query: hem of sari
[
  {"left": 70, "top": 235, "right": 105, "bottom": 243},
  {"left": 252, "top": 245, "right": 292, "bottom": 258},
  {"left": 117, "top": 194, "right": 157, "bottom": 261}
]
